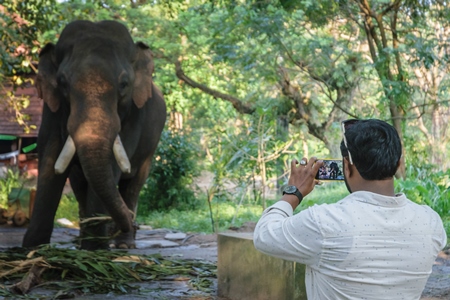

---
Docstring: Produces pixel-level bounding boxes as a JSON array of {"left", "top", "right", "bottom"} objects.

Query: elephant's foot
[
  {"left": 79, "top": 223, "right": 110, "bottom": 250},
  {"left": 109, "top": 222, "right": 138, "bottom": 249},
  {"left": 109, "top": 231, "right": 136, "bottom": 249},
  {"left": 109, "top": 243, "right": 136, "bottom": 249},
  {"left": 79, "top": 237, "right": 110, "bottom": 250}
]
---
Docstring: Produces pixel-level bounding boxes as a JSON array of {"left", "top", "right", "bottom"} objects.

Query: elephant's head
[{"left": 35, "top": 20, "right": 155, "bottom": 235}]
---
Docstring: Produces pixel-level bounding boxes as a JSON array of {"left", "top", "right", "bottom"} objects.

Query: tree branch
[{"left": 174, "top": 58, "right": 255, "bottom": 114}]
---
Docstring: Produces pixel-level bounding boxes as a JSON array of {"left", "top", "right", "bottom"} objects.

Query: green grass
[
  {"left": 54, "top": 194, "right": 79, "bottom": 227},
  {"left": 136, "top": 201, "right": 262, "bottom": 233},
  {"left": 136, "top": 181, "right": 349, "bottom": 233}
]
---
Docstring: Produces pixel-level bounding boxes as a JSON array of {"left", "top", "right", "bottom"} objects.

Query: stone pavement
[
  {"left": 0, "top": 225, "right": 218, "bottom": 261},
  {"left": 0, "top": 225, "right": 219, "bottom": 299}
]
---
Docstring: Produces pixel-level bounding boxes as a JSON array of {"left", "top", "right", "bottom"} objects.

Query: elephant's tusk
[
  {"left": 55, "top": 136, "right": 76, "bottom": 174},
  {"left": 113, "top": 135, "right": 131, "bottom": 174}
]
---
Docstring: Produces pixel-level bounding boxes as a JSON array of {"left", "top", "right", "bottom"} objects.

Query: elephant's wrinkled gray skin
[{"left": 22, "top": 20, "right": 166, "bottom": 250}]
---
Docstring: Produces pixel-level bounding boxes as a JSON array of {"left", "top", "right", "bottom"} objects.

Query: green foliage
[
  {"left": 395, "top": 166, "right": 450, "bottom": 241},
  {"left": 0, "top": 168, "right": 23, "bottom": 208},
  {"left": 0, "top": 0, "right": 60, "bottom": 81},
  {"left": 0, "top": 85, "right": 37, "bottom": 133},
  {"left": 218, "top": 106, "right": 294, "bottom": 207},
  {"left": 0, "top": 170, "right": 79, "bottom": 227},
  {"left": 138, "top": 129, "right": 200, "bottom": 212},
  {"left": 0, "top": 0, "right": 62, "bottom": 132},
  {"left": 402, "top": 127, "right": 434, "bottom": 169},
  {"left": 395, "top": 166, "right": 450, "bottom": 218},
  {"left": 3, "top": 0, "right": 450, "bottom": 161}
]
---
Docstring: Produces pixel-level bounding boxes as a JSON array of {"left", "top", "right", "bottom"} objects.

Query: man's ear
[
  {"left": 395, "top": 156, "right": 404, "bottom": 178},
  {"left": 343, "top": 157, "right": 353, "bottom": 177}
]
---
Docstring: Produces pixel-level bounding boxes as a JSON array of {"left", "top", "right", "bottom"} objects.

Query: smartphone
[{"left": 315, "top": 159, "right": 344, "bottom": 181}]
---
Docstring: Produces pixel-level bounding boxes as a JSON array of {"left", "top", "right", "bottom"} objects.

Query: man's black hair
[{"left": 340, "top": 119, "right": 402, "bottom": 180}]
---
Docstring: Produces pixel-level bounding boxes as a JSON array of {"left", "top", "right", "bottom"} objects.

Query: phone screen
[{"left": 315, "top": 159, "right": 344, "bottom": 181}]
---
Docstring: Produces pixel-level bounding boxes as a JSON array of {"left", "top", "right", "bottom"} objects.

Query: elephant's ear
[
  {"left": 133, "top": 42, "right": 154, "bottom": 109},
  {"left": 36, "top": 43, "right": 60, "bottom": 112}
]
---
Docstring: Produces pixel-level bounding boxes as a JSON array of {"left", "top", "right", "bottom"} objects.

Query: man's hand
[{"left": 281, "top": 157, "right": 323, "bottom": 209}]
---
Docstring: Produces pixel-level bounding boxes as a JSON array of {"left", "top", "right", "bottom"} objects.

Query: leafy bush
[
  {"left": 138, "top": 129, "right": 201, "bottom": 213},
  {"left": 0, "top": 168, "right": 23, "bottom": 208},
  {"left": 395, "top": 166, "right": 450, "bottom": 241},
  {"left": 395, "top": 167, "right": 450, "bottom": 214}
]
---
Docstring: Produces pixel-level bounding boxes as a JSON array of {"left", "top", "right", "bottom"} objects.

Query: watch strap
[{"left": 283, "top": 187, "right": 303, "bottom": 203}]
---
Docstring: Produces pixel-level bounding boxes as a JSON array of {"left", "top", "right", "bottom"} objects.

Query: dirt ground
[{"left": 1, "top": 221, "right": 450, "bottom": 299}]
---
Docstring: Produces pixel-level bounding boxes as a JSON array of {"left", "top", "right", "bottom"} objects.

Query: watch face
[{"left": 284, "top": 185, "right": 297, "bottom": 194}]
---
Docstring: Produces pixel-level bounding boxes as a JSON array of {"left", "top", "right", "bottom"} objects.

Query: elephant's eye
[
  {"left": 120, "top": 81, "right": 128, "bottom": 90},
  {"left": 119, "top": 80, "right": 129, "bottom": 96}
]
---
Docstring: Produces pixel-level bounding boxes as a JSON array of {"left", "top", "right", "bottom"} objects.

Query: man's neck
[{"left": 352, "top": 178, "right": 396, "bottom": 197}]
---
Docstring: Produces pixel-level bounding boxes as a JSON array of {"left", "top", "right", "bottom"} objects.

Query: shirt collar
[{"left": 347, "top": 191, "right": 408, "bottom": 207}]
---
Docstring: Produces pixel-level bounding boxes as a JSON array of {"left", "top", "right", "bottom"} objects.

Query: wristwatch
[{"left": 282, "top": 185, "right": 303, "bottom": 203}]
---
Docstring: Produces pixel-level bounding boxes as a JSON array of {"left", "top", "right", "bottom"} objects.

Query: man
[{"left": 253, "top": 119, "right": 447, "bottom": 300}]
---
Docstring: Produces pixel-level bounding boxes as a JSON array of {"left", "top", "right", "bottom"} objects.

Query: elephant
[{"left": 22, "top": 20, "right": 166, "bottom": 250}]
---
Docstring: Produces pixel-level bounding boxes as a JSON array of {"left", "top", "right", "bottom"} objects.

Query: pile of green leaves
[{"left": 0, "top": 245, "right": 216, "bottom": 298}]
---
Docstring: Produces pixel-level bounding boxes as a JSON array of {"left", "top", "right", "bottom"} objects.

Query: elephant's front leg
[
  {"left": 69, "top": 165, "right": 109, "bottom": 250},
  {"left": 79, "top": 188, "right": 111, "bottom": 250},
  {"left": 113, "top": 157, "right": 153, "bottom": 249},
  {"left": 23, "top": 142, "right": 68, "bottom": 247},
  {"left": 71, "top": 165, "right": 123, "bottom": 250}
]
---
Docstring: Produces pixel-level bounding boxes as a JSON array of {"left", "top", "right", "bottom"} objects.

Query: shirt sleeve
[
  {"left": 253, "top": 201, "right": 323, "bottom": 267},
  {"left": 433, "top": 212, "right": 448, "bottom": 252}
]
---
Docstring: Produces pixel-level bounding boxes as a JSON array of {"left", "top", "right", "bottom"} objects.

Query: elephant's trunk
[
  {"left": 54, "top": 135, "right": 131, "bottom": 174},
  {"left": 74, "top": 136, "right": 133, "bottom": 234}
]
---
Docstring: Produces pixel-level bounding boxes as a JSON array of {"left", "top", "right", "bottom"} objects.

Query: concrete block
[{"left": 218, "top": 232, "right": 307, "bottom": 300}]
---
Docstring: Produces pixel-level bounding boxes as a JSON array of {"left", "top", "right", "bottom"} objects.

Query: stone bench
[{"left": 217, "top": 232, "right": 307, "bottom": 300}]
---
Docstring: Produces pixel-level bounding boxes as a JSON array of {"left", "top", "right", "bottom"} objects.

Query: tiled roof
[{"left": 0, "top": 78, "right": 42, "bottom": 138}]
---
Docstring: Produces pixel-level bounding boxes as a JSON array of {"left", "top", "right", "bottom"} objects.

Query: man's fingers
[
  {"left": 312, "top": 158, "right": 324, "bottom": 173},
  {"left": 307, "top": 157, "right": 317, "bottom": 168},
  {"left": 291, "top": 157, "right": 323, "bottom": 177}
]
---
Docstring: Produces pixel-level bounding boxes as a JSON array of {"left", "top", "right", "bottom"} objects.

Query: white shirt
[{"left": 253, "top": 191, "right": 447, "bottom": 300}]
